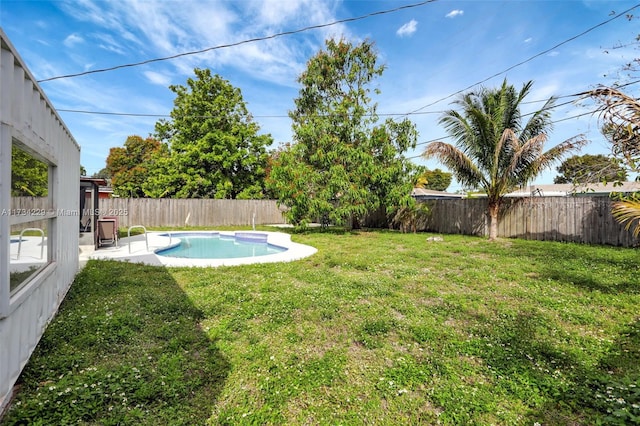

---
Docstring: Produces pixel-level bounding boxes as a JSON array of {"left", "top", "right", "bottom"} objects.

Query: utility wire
[
  {"left": 37, "top": 0, "right": 438, "bottom": 83},
  {"left": 407, "top": 106, "right": 613, "bottom": 160},
  {"left": 405, "top": 2, "right": 640, "bottom": 116},
  {"left": 55, "top": 108, "right": 446, "bottom": 119},
  {"left": 75, "top": 105, "right": 612, "bottom": 173},
  {"left": 52, "top": 93, "right": 586, "bottom": 118},
  {"left": 408, "top": 79, "right": 640, "bottom": 155},
  {"left": 46, "top": 2, "right": 640, "bottom": 121},
  {"left": 521, "top": 79, "right": 640, "bottom": 106},
  {"left": 56, "top": 79, "right": 640, "bottom": 120}
]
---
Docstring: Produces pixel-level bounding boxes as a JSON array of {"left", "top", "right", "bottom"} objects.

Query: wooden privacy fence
[
  {"left": 99, "top": 198, "right": 286, "bottom": 229},
  {"left": 10, "top": 196, "right": 639, "bottom": 246},
  {"left": 417, "top": 197, "right": 639, "bottom": 247},
  {"left": 9, "top": 197, "right": 49, "bottom": 232},
  {"left": 8, "top": 198, "right": 285, "bottom": 231}
]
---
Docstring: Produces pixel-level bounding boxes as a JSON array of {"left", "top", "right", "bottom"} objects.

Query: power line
[
  {"left": 570, "top": 78, "right": 640, "bottom": 97},
  {"left": 55, "top": 108, "right": 446, "bottom": 119},
  {"left": 407, "top": 106, "right": 612, "bottom": 160},
  {"left": 44, "top": 2, "right": 640, "bottom": 125},
  {"left": 37, "top": 0, "right": 438, "bottom": 83},
  {"left": 75, "top": 105, "right": 613, "bottom": 172},
  {"left": 407, "top": 81, "right": 640, "bottom": 156},
  {"left": 57, "top": 79, "right": 640, "bottom": 120},
  {"left": 57, "top": 110, "right": 169, "bottom": 118},
  {"left": 53, "top": 99, "right": 574, "bottom": 120},
  {"left": 405, "top": 3, "right": 640, "bottom": 116},
  {"left": 519, "top": 79, "right": 640, "bottom": 119}
]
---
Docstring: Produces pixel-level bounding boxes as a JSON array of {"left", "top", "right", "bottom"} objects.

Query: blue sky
[{"left": 1, "top": 0, "right": 638, "bottom": 191}]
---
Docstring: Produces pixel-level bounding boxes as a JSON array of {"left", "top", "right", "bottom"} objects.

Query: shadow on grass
[
  {"left": 471, "top": 310, "right": 640, "bottom": 424},
  {"left": 1, "top": 260, "right": 229, "bottom": 426},
  {"left": 274, "top": 225, "right": 352, "bottom": 236},
  {"left": 509, "top": 241, "right": 640, "bottom": 295},
  {"left": 529, "top": 317, "right": 640, "bottom": 425},
  {"left": 282, "top": 225, "right": 399, "bottom": 236}
]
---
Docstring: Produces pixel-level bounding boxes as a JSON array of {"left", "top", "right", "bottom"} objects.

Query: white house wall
[{"left": 0, "top": 29, "right": 80, "bottom": 413}]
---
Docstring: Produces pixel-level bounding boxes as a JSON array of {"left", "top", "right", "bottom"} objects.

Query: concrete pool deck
[
  {"left": 81, "top": 230, "right": 317, "bottom": 267},
  {"left": 9, "top": 236, "right": 48, "bottom": 274}
]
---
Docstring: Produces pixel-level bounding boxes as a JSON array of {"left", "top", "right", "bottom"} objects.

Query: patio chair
[
  {"left": 97, "top": 218, "right": 118, "bottom": 247},
  {"left": 80, "top": 218, "right": 91, "bottom": 232}
]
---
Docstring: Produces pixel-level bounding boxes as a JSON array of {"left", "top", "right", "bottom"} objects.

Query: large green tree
[
  {"left": 423, "top": 79, "right": 586, "bottom": 240},
  {"left": 554, "top": 154, "right": 628, "bottom": 184},
  {"left": 267, "top": 39, "right": 418, "bottom": 229},
  {"left": 415, "top": 167, "right": 453, "bottom": 191},
  {"left": 11, "top": 145, "right": 48, "bottom": 197},
  {"left": 92, "top": 167, "right": 110, "bottom": 179},
  {"left": 106, "top": 135, "right": 166, "bottom": 197},
  {"left": 144, "top": 69, "right": 271, "bottom": 199}
]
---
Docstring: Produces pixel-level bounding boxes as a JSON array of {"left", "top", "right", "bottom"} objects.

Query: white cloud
[
  {"left": 251, "top": 0, "right": 305, "bottom": 26},
  {"left": 396, "top": 19, "right": 418, "bottom": 37},
  {"left": 524, "top": 37, "right": 533, "bottom": 43},
  {"left": 94, "top": 33, "right": 126, "bottom": 55},
  {"left": 63, "top": 33, "right": 84, "bottom": 47},
  {"left": 61, "top": 0, "right": 339, "bottom": 88},
  {"left": 246, "top": 0, "right": 349, "bottom": 42},
  {"left": 144, "top": 71, "right": 172, "bottom": 86},
  {"left": 445, "top": 10, "right": 464, "bottom": 19}
]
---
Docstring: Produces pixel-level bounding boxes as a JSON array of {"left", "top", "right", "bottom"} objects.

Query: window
[{"left": 7, "top": 142, "right": 56, "bottom": 296}]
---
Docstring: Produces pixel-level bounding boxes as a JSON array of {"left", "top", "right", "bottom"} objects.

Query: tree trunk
[
  {"left": 487, "top": 201, "right": 499, "bottom": 240},
  {"left": 346, "top": 213, "right": 360, "bottom": 231}
]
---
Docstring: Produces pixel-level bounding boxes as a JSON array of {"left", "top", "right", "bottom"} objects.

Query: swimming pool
[
  {"left": 86, "top": 230, "right": 317, "bottom": 268},
  {"left": 156, "top": 232, "right": 287, "bottom": 259}
]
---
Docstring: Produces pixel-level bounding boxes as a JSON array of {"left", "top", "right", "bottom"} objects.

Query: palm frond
[
  {"left": 589, "top": 86, "right": 640, "bottom": 123},
  {"left": 510, "top": 134, "right": 587, "bottom": 189},
  {"left": 587, "top": 86, "right": 640, "bottom": 164},
  {"left": 535, "top": 135, "right": 589, "bottom": 170},
  {"left": 521, "top": 96, "right": 555, "bottom": 141},
  {"left": 422, "top": 141, "right": 486, "bottom": 189},
  {"left": 611, "top": 199, "right": 640, "bottom": 237},
  {"left": 506, "top": 133, "right": 547, "bottom": 178},
  {"left": 494, "top": 129, "right": 519, "bottom": 181}
]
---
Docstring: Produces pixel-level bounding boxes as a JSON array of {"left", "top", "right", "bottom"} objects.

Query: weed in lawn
[{"left": 356, "top": 319, "right": 394, "bottom": 349}]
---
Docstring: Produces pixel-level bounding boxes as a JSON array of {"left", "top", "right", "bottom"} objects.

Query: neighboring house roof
[
  {"left": 412, "top": 188, "right": 465, "bottom": 200},
  {"left": 83, "top": 186, "right": 113, "bottom": 194},
  {"left": 80, "top": 177, "right": 107, "bottom": 186},
  {"left": 505, "top": 181, "right": 640, "bottom": 198},
  {"left": 81, "top": 178, "right": 113, "bottom": 198}
]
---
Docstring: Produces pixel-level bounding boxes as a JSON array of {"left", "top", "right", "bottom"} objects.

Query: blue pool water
[{"left": 155, "top": 232, "right": 287, "bottom": 259}]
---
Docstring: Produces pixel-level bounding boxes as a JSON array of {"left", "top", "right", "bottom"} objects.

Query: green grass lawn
[{"left": 2, "top": 230, "right": 639, "bottom": 425}]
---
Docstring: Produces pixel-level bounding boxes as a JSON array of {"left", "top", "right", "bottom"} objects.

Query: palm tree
[
  {"left": 587, "top": 86, "right": 640, "bottom": 236},
  {"left": 423, "top": 79, "right": 587, "bottom": 240},
  {"left": 611, "top": 199, "right": 640, "bottom": 237}
]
